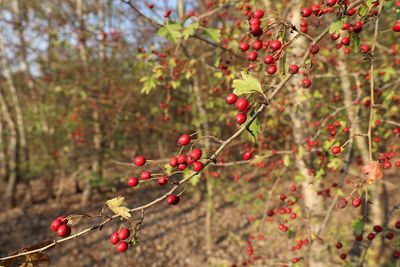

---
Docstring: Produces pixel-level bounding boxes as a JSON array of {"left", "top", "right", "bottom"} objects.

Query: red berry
[
  {"left": 267, "top": 65, "right": 277, "bottom": 75},
  {"left": 192, "top": 161, "right": 203, "bottom": 172},
  {"left": 50, "top": 219, "right": 63, "bottom": 232},
  {"left": 373, "top": 225, "right": 382, "bottom": 233},
  {"left": 177, "top": 154, "right": 187, "bottom": 164},
  {"left": 336, "top": 242, "right": 343, "bottom": 249},
  {"left": 341, "top": 37, "right": 350, "bottom": 46},
  {"left": 235, "top": 113, "right": 247, "bottom": 125},
  {"left": 309, "top": 45, "right": 319, "bottom": 54},
  {"left": 178, "top": 134, "right": 191, "bottom": 146},
  {"left": 235, "top": 98, "right": 249, "bottom": 112},
  {"left": 301, "top": 7, "right": 312, "bottom": 17},
  {"left": 140, "top": 170, "right": 151, "bottom": 180},
  {"left": 178, "top": 163, "right": 187, "bottom": 170},
  {"left": 393, "top": 22, "right": 400, "bottom": 32},
  {"left": 367, "top": 232, "right": 376, "bottom": 240},
  {"left": 263, "top": 55, "right": 273, "bottom": 65},
  {"left": 352, "top": 196, "right": 361, "bottom": 208},
  {"left": 109, "top": 232, "right": 119, "bottom": 245},
  {"left": 331, "top": 146, "right": 341, "bottom": 155},
  {"left": 116, "top": 241, "right": 128, "bottom": 252},
  {"left": 167, "top": 194, "right": 180, "bottom": 205},
  {"left": 340, "top": 253, "right": 347, "bottom": 260},
  {"left": 189, "top": 149, "right": 202, "bottom": 161},
  {"left": 134, "top": 155, "right": 146, "bottom": 166},
  {"left": 331, "top": 33, "right": 340, "bottom": 40},
  {"left": 248, "top": 51, "right": 258, "bottom": 61},
  {"left": 289, "top": 64, "right": 299, "bottom": 74},
  {"left": 158, "top": 176, "right": 168, "bottom": 185},
  {"left": 128, "top": 176, "right": 139, "bottom": 187},
  {"left": 359, "top": 44, "right": 370, "bottom": 53},
  {"left": 225, "top": 93, "right": 238, "bottom": 105},
  {"left": 57, "top": 224, "right": 71, "bottom": 237},
  {"left": 252, "top": 40, "right": 263, "bottom": 50},
  {"left": 395, "top": 220, "right": 400, "bottom": 229},
  {"left": 170, "top": 157, "right": 178, "bottom": 167},
  {"left": 239, "top": 42, "right": 250, "bottom": 52},
  {"left": 336, "top": 197, "right": 347, "bottom": 209},
  {"left": 118, "top": 228, "right": 130, "bottom": 240},
  {"left": 386, "top": 232, "right": 394, "bottom": 240},
  {"left": 326, "top": 0, "right": 337, "bottom": 6},
  {"left": 270, "top": 40, "right": 282, "bottom": 51},
  {"left": 253, "top": 9, "right": 264, "bottom": 18},
  {"left": 301, "top": 78, "right": 312, "bottom": 88},
  {"left": 243, "top": 151, "right": 252, "bottom": 160}
]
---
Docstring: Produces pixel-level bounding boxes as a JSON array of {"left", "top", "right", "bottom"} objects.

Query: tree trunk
[
  {"left": 193, "top": 75, "right": 213, "bottom": 256},
  {"left": 0, "top": 90, "right": 18, "bottom": 207}
]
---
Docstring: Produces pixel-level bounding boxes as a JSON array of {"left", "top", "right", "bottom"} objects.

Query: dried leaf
[
  {"left": 360, "top": 161, "right": 383, "bottom": 185},
  {"left": 106, "top": 197, "right": 131, "bottom": 219}
]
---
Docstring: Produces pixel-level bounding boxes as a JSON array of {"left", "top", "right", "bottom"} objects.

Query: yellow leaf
[{"left": 106, "top": 197, "right": 131, "bottom": 219}]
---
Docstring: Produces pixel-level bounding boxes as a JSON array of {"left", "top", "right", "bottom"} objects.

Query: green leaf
[
  {"left": 295, "top": 174, "right": 305, "bottom": 182},
  {"left": 283, "top": 155, "right": 291, "bottom": 167},
  {"left": 288, "top": 228, "right": 296, "bottom": 239},
  {"left": 182, "top": 22, "right": 199, "bottom": 40},
  {"left": 140, "top": 75, "right": 159, "bottom": 94},
  {"left": 297, "top": 146, "right": 305, "bottom": 158},
  {"left": 351, "top": 218, "right": 364, "bottom": 235},
  {"left": 203, "top": 27, "right": 220, "bottom": 43},
  {"left": 329, "top": 19, "right": 345, "bottom": 35},
  {"left": 351, "top": 34, "right": 360, "bottom": 53},
  {"left": 232, "top": 71, "right": 262, "bottom": 96},
  {"left": 314, "top": 169, "right": 325, "bottom": 180},
  {"left": 247, "top": 115, "right": 261, "bottom": 141},
  {"left": 382, "top": 67, "right": 395, "bottom": 83},
  {"left": 157, "top": 23, "right": 182, "bottom": 43}
]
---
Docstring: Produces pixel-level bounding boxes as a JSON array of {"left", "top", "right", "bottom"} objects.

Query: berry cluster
[
  {"left": 109, "top": 228, "right": 131, "bottom": 252},
  {"left": 225, "top": 93, "right": 250, "bottom": 125},
  {"left": 50, "top": 216, "right": 71, "bottom": 237}
]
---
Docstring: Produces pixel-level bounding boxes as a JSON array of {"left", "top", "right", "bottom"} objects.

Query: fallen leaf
[{"left": 360, "top": 160, "right": 383, "bottom": 185}]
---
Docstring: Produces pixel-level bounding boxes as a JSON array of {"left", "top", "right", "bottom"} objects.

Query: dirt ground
[{"left": 0, "top": 178, "right": 251, "bottom": 267}]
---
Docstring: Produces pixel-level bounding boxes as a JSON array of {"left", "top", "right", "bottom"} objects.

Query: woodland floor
[{"left": 0, "top": 175, "right": 252, "bottom": 267}]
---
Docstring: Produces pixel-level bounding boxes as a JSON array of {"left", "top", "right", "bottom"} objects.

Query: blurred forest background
[{"left": 0, "top": 0, "right": 399, "bottom": 266}]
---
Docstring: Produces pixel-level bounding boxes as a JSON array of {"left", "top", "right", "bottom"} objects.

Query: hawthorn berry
[
  {"left": 243, "top": 151, "right": 252, "bottom": 160},
  {"left": 393, "top": 22, "right": 400, "bottom": 32},
  {"left": 252, "top": 40, "right": 263, "bottom": 50},
  {"left": 331, "top": 33, "right": 340, "bottom": 40},
  {"left": 235, "top": 113, "right": 247, "bottom": 125},
  {"left": 325, "top": 0, "right": 337, "bottom": 6},
  {"left": 253, "top": 9, "right": 264, "bottom": 18},
  {"left": 386, "top": 232, "right": 394, "bottom": 240},
  {"left": 367, "top": 232, "right": 376, "bottom": 240},
  {"left": 267, "top": 65, "right": 277, "bottom": 75},
  {"left": 167, "top": 194, "right": 180, "bottom": 205},
  {"left": 301, "top": 78, "right": 312, "bottom": 88},
  {"left": 309, "top": 45, "right": 319, "bottom": 54},
  {"left": 50, "top": 219, "right": 63, "bottom": 232},
  {"left": 235, "top": 98, "right": 249, "bottom": 112},
  {"left": 134, "top": 155, "right": 146, "bottom": 166},
  {"left": 170, "top": 157, "right": 178, "bottom": 167},
  {"left": 177, "top": 154, "right": 188, "bottom": 164},
  {"left": 301, "top": 7, "right": 312, "bottom": 17},
  {"left": 331, "top": 146, "right": 341, "bottom": 155},
  {"left": 289, "top": 64, "right": 299, "bottom": 74},
  {"left": 178, "top": 163, "right": 187, "bottom": 170},
  {"left": 178, "top": 134, "right": 191, "bottom": 146},
  {"left": 118, "top": 228, "right": 130, "bottom": 240},
  {"left": 264, "top": 55, "right": 274, "bottom": 64},
  {"left": 57, "top": 224, "right": 71, "bottom": 237},
  {"left": 225, "top": 93, "right": 238, "bottom": 105},
  {"left": 189, "top": 148, "right": 202, "bottom": 161},
  {"left": 395, "top": 220, "right": 400, "bottom": 229},
  {"left": 341, "top": 37, "right": 350, "bottom": 46},
  {"left": 109, "top": 232, "right": 119, "bottom": 245},
  {"left": 352, "top": 196, "right": 361, "bottom": 208},
  {"left": 340, "top": 253, "right": 347, "bottom": 260},
  {"left": 337, "top": 197, "right": 347, "bottom": 209},
  {"left": 158, "top": 176, "right": 168, "bottom": 185},
  {"left": 128, "top": 176, "right": 139, "bottom": 187},
  {"left": 140, "top": 170, "right": 151, "bottom": 180},
  {"left": 192, "top": 161, "right": 203, "bottom": 172},
  {"left": 116, "top": 241, "right": 128, "bottom": 252},
  {"left": 239, "top": 42, "right": 250, "bottom": 52},
  {"left": 248, "top": 51, "right": 258, "bottom": 61},
  {"left": 359, "top": 44, "right": 370, "bottom": 53},
  {"left": 270, "top": 40, "right": 282, "bottom": 51},
  {"left": 336, "top": 242, "right": 343, "bottom": 249}
]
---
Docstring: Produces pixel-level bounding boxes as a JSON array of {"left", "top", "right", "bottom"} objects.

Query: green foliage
[
  {"left": 232, "top": 71, "right": 263, "bottom": 96},
  {"left": 139, "top": 75, "right": 159, "bottom": 94},
  {"left": 351, "top": 218, "right": 365, "bottom": 235},
  {"left": 329, "top": 19, "right": 346, "bottom": 35},
  {"left": 157, "top": 23, "right": 182, "bottom": 43},
  {"left": 202, "top": 27, "right": 221, "bottom": 43},
  {"left": 247, "top": 111, "right": 261, "bottom": 141},
  {"left": 182, "top": 22, "right": 199, "bottom": 40}
]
